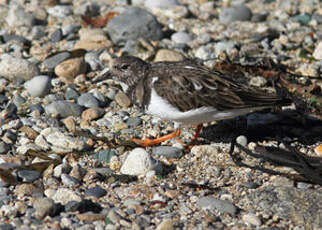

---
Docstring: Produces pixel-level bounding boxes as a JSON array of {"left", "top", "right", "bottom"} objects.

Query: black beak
[{"left": 92, "top": 69, "right": 113, "bottom": 83}]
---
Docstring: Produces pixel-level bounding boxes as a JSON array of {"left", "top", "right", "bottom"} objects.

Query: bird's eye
[{"left": 120, "top": 64, "right": 130, "bottom": 71}]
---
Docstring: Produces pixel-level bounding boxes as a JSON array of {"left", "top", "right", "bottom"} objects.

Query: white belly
[{"left": 147, "top": 88, "right": 270, "bottom": 125}]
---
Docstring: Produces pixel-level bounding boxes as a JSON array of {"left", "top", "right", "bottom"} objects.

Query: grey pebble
[
  {"left": 219, "top": 5, "right": 252, "bottom": 24},
  {"left": 236, "top": 135, "right": 248, "bottom": 147},
  {"left": 17, "top": 170, "right": 41, "bottom": 183},
  {"left": 2, "top": 34, "right": 30, "bottom": 46},
  {"left": 92, "top": 150, "right": 116, "bottom": 163},
  {"left": 85, "top": 51, "right": 104, "bottom": 71},
  {"left": 0, "top": 55, "right": 39, "bottom": 81},
  {"left": 249, "top": 76, "right": 267, "bottom": 87},
  {"left": 84, "top": 186, "right": 107, "bottom": 198},
  {"left": 33, "top": 197, "right": 56, "bottom": 218},
  {"left": 50, "top": 28, "right": 63, "bottom": 43},
  {"left": 77, "top": 93, "right": 100, "bottom": 108},
  {"left": 30, "top": 26, "right": 46, "bottom": 40},
  {"left": 0, "top": 224, "right": 14, "bottom": 230},
  {"left": 13, "top": 94, "right": 26, "bottom": 107},
  {"left": 61, "top": 174, "right": 80, "bottom": 187},
  {"left": 65, "top": 87, "right": 79, "bottom": 100},
  {"left": 42, "top": 52, "right": 71, "bottom": 69},
  {"left": 144, "top": 0, "right": 178, "bottom": 9},
  {"left": 126, "top": 117, "right": 142, "bottom": 127},
  {"left": 47, "top": 5, "right": 73, "bottom": 18},
  {"left": 54, "top": 164, "right": 72, "bottom": 178},
  {"left": 152, "top": 146, "right": 183, "bottom": 159},
  {"left": 29, "top": 104, "right": 44, "bottom": 114},
  {"left": 197, "top": 196, "right": 237, "bottom": 215},
  {"left": 171, "top": 31, "right": 192, "bottom": 44},
  {"left": 0, "top": 141, "right": 10, "bottom": 154},
  {"left": 45, "top": 100, "right": 83, "bottom": 117},
  {"left": 106, "top": 7, "right": 163, "bottom": 44},
  {"left": 6, "top": 4, "right": 35, "bottom": 27},
  {"left": 24, "top": 75, "right": 51, "bottom": 97}
]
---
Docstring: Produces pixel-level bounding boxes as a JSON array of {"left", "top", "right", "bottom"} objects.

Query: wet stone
[
  {"left": 77, "top": 93, "right": 100, "bottom": 108},
  {"left": 84, "top": 186, "right": 107, "bottom": 198},
  {"left": 45, "top": 100, "right": 83, "bottom": 118},
  {"left": 65, "top": 199, "right": 102, "bottom": 213},
  {"left": 50, "top": 28, "right": 63, "bottom": 43},
  {"left": 197, "top": 196, "right": 237, "bottom": 215},
  {"left": 219, "top": 5, "right": 252, "bottom": 24},
  {"left": 106, "top": 7, "right": 163, "bottom": 44},
  {"left": 152, "top": 146, "right": 183, "bottom": 159},
  {"left": 17, "top": 170, "right": 41, "bottom": 183},
  {"left": 42, "top": 52, "right": 71, "bottom": 70},
  {"left": 92, "top": 150, "right": 116, "bottom": 163}
]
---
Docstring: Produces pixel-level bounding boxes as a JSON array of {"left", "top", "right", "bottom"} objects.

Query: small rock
[
  {"left": 65, "top": 199, "right": 102, "bottom": 213},
  {"left": 219, "top": 5, "right": 252, "bottom": 24},
  {"left": 313, "top": 41, "right": 322, "bottom": 60},
  {"left": 77, "top": 93, "right": 100, "bottom": 108},
  {"left": 63, "top": 116, "right": 76, "bottom": 133},
  {"left": 171, "top": 31, "right": 192, "bottom": 44},
  {"left": 33, "top": 197, "right": 56, "bottom": 219},
  {"left": 152, "top": 146, "right": 182, "bottom": 158},
  {"left": 154, "top": 49, "right": 185, "bottom": 62},
  {"left": 126, "top": 117, "right": 142, "bottom": 127},
  {"left": 120, "top": 148, "right": 153, "bottom": 176},
  {"left": 249, "top": 76, "right": 267, "bottom": 87},
  {"left": 52, "top": 188, "right": 82, "bottom": 205},
  {"left": 24, "top": 75, "right": 51, "bottom": 97},
  {"left": 106, "top": 7, "right": 163, "bottom": 44},
  {"left": 314, "top": 144, "right": 322, "bottom": 156},
  {"left": 17, "top": 170, "right": 41, "bottom": 183},
  {"left": 42, "top": 52, "right": 70, "bottom": 69},
  {"left": 84, "top": 186, "right": 107, "bottom": 198},
  {"left": 19, "top": 126, "right": 39, "bottom": 139},
  {"left": 35, "top": 127, "right": 87, "bottom": 152},
  {"left": 50, "top": 28, "right": 63, "bottom": 43},
  {"left": 115, "top": 91, "right": 131, "bottom": 108},
  {"left": 61, "top": 173, "right": 80, "bottom": 186},
  {"left": 53, "top": 164, "right": 72, "bottom": 178},
  {"left": 65, "top": 87, "right": 80, "bottom": 100},
  {"left": 47, "top": 5, "right": 72, "bottom": 18},
  {"left": 74, "top": 28, "right": 112, "bottom": 50},
  {"left": 81, "top": 108, "right": 104, "bottom": 121},
  {"left": 0, "top": 141, "right": 10, "bottom": 154},
  {"left": 55, "top": 57, "right": 86, "bottom": 83},
  {"left": 108, "top": 209, "right": 121, "bottom": 224},
  {"left": 92, "top": 150, "right": 116, "bottom": 163},
  {"left": 242, "top": 213, "right": 262, "bottom": 226},
  {"left": 197, "top": 196, "right": 237, "bottom": 215},
  {"left": 0, "top": 55, "right": 39, "bottom": 81},
  {"left": 15, "top": 183, "right": 43, "bottom": 196},
  {"left": 45, "top": 100, "right": 83, "bottom": 117},
  {"left": 144, "top": 0, "right": 178, "bottom": 9},
  {"left": 6, "top": 4, "right": 35, "bottom": 27},
  {"left": 236, "top": 135, "right": 248, "bottom": 147}
]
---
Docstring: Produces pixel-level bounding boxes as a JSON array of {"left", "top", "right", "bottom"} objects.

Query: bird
[{"left": 108, "top": 55, "right": 291, "bottom": 147}]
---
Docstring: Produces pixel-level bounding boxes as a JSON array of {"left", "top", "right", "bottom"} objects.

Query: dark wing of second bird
[{"left": 151, "top": 60, "right": 288, "bottom": 112}]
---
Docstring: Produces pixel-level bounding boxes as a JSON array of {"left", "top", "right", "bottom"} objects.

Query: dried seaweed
[{"left": 229, "top": 138, "right": 322, "bottom": 185}]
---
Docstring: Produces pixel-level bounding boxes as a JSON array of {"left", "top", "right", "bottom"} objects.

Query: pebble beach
[{"left": 0, "top": 0, "right": 322, "bottom": 229}]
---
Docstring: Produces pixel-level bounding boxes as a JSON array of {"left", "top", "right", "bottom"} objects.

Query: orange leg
[{"left": 131, "top": 129, "right": 181, "bottom": 147}]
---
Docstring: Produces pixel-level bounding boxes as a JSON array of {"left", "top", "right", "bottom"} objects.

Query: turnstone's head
[{"left": 110, "top": 56, "right": 150, "bottom": 88}]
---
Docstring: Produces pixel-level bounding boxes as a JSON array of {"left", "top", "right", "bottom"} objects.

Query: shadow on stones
[{"left": 201, "top": 110, "right": 322, "bottom": 145}]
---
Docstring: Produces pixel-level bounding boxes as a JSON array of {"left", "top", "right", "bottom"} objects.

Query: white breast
[{"left": 147, "top": 88, "right": 271, "bottom": 126}]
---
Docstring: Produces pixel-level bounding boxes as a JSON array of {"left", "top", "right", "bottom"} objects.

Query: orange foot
[{"left": 131, "top": 129, "right": 181, "bottom": 147}]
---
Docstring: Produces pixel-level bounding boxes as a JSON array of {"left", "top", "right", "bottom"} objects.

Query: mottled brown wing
[{"left": 152, "top": 61, "right": 288, "bottom": 112}]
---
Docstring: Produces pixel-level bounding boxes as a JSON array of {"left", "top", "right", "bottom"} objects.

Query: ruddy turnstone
[{"left": 108, "top": 56, "right": 291, "bottom": 147}]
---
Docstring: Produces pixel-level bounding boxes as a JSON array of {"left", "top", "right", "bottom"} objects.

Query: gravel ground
[{"left": 0, "top": 0, "right": 322, "bottom": 229}]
